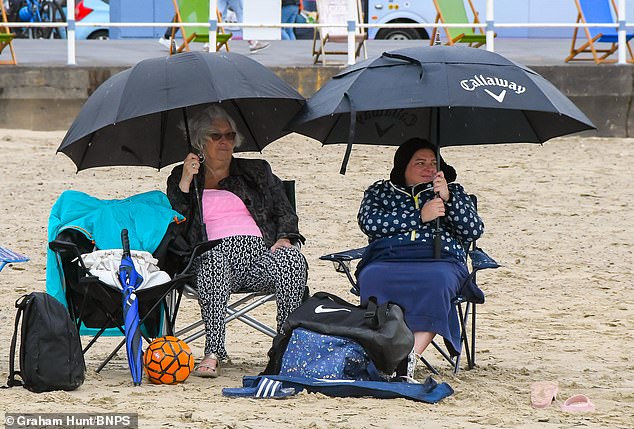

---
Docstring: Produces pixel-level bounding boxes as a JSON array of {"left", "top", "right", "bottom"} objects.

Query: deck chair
[
  {"left": 565, "top": 0, "right": 634, "bottom": 64},
  {"left": 169, "top": 0, "right": 232, "bottom": 55},
  {"left": 47, "top": 190, "right": 193, "bottom": 373},
  {"left": 431, "top": 0, "right": 489, "bottom": 48},
  {"left": 174, "top": 180, "right": 306, "bottom": 344},
  {"left": 0, "top": 246, "right": 28, "bottom": 271},
  {"left": 0, "top": 1, "right": 17, "bottom": 65},
  {"left": 320, "top": 195, "right": 498, "bottom": 375},
  {"left": 312, "top": 0, "right": 367, "bottom": 65}
]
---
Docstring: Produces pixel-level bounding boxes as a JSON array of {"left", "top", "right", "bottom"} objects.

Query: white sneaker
[
  {"left": 203, "top": 43, "right": 210, "bottom": 52},
  {"left": 406, "top": 349, "right": 419, "bottom": 379},
  {"left": 249, "top": 41, "right": 270, "bottom": 54},
  {"left": 158, "top": 37, "right": 171, "bottom": 49}
]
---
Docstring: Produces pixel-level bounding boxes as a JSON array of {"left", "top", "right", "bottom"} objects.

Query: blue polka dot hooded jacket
[{"left": 357, "top": 180, "right": 484, "bottom": 264}]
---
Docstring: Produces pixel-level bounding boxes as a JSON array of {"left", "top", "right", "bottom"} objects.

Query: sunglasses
[{"left": 209, "top": 131, "right": 237, "bottom": 142}]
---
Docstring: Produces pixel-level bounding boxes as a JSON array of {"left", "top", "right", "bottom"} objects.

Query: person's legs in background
[
  {"left": 220, "top": 0, "right": 243, "bottom": 39},
  {"left": 159, "top": 15, "right": 179, "bottom": 50},
  {"left": 219, "top": 0, "right": 269, "bottom": 53},
  {"left": 281, "top": 4, "right": 299, "bottom": 40}
]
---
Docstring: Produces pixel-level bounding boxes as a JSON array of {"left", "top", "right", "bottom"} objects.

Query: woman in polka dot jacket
[{"left": 356, "top": 138, "right": 484, "bottom": 377}]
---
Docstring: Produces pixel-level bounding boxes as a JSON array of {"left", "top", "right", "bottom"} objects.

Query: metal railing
[{"left": 3, "top": 0, "right": 632, "bottom": 66}]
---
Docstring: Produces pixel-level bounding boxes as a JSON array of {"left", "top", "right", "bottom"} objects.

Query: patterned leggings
[{"left": 194, "top": 235, "right": 307, "bottom": 360}]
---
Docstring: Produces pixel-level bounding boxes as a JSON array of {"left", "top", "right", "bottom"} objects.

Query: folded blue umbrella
[
  {"left": 0, "top": 247, "right": 29, "bottom": 272},
  {"left": 236, "top": 375, "right": 454, "bottom": 403},
  {"left": 118, "top": 229, "right": 143, "bottom": 386}
]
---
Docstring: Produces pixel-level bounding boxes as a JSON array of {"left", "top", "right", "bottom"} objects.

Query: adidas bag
[{"left": 6, "top": 292, "right": 85, "bottom": 393}]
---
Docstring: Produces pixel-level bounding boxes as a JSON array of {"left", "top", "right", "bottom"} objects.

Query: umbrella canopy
[
  {"left": 58, "top": 51, "right": 305, "bottom": 171},
  {"left": 119, "top": 229, "right": 143, "bottom": 386},
  {"left": 290, "top": 46, "right": 596, "bottom": 173}
]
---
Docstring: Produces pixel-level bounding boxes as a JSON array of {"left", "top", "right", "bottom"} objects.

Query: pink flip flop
[
  {"left": 530, "top": 381, "right": 559, "bottom": 408},
  {"left": 560, "top": 394, "right": 595, "bottom": 412}
]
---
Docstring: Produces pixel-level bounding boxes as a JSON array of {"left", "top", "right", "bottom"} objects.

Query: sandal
[
  {"left": 560, "top": 394, "right": 595, "bottom": 412},
  {"left": 530, "top": 381, "right": 558, "bottom": 408},
  {"left": 193, "top": 354, "right": 220, "bottom": 378}
]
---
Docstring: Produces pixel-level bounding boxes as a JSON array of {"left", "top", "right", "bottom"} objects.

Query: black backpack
[{"left": 6, "top": 292, "right": 85, "bottom": 393}]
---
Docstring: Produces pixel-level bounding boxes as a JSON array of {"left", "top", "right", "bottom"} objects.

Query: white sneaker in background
[
  {"left": 249, "top": 41, "right": 270, "bottom": 54},
  {"left": 158, "top": 37, "right": 171, "bottom": 49},
  {"left": 203, "top": 43, "right": 210, "bottom": 52}
]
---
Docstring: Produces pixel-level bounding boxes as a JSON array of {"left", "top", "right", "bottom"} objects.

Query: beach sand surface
[{"left": 0, "top": 129, "right": 632, "bottom": 428}]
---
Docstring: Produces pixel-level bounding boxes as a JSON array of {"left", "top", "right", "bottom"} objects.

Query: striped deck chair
[
  {"left": 431, "top": 0, "right": 490, "bottom": 48},
  {"left": 0, "top": 247, "right": 29, "bottom": 271},
  {"left": 312, "top": 0, "right": 367, "bottom": 65},
  {"left": 169, "top": 0, "right": 232, "bottom": 55},
  {"left": 565, "top": 0, "right": 634, "bottom": 64}
]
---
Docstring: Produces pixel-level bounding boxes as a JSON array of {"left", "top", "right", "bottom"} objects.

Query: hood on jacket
[{"left": 389, "top": 138, "right": 457, "bottom": 186}]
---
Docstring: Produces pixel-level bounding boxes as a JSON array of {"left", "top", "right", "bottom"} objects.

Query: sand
[{"left": 0, "top": 129, "right": 632, "bottom": 428}]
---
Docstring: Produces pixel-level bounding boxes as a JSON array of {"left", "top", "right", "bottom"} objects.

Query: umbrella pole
[
  {"left": 181, "top": 108, "right": 208, "bottom": 242},
  {"left": 431, "top": 108, "right": 442, "bottom": 259},
  {"left": 340, "top": 93, "right": 356, "bottom": 175}
]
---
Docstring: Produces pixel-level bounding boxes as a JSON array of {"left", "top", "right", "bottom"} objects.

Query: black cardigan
[{"left": 166, "top": 157, "right": 305, "bottom": 250}]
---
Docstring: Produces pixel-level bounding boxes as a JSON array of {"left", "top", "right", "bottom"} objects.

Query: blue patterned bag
[{"left": 279, "top": 328, "right": 384, "bottom": 381}]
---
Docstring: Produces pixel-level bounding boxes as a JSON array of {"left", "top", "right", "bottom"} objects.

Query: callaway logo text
[{"left": 460, "top": 74, "right": 526, "bottom": 95}]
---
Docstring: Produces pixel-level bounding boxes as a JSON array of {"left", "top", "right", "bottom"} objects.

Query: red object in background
[{"left": 75, "top": 0, "right": 93, "bottom": 21}]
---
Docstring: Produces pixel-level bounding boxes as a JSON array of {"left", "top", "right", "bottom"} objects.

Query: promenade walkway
[{"left": 7, "top": 38, "right": 572, "bottom": 67}]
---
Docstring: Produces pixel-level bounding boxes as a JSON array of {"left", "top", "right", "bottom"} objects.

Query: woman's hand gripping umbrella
[{"left": 118, "top": 229, "right": 144, "bottom": 386}]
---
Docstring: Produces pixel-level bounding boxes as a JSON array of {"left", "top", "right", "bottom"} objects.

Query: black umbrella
[
  {"left": 58, "top": 51, "right": 305, "bottom": 171},
  {"left": 58, "top": 51, "right": 305, "bottom": 241},
  {"left": 290, "top": 45, "right": 595, "bottom": 174},
  {"left": 290, "top": 46, "right": 595, "bottom": 257}
]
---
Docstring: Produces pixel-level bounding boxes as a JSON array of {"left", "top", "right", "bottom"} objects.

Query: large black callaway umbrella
[
  {"left": 290, "top": 45, "right": 595, "bottom": 174},
  {"left": 59, "top": 51, "right": 305, "bottom": 171},
  {"left": 290, "top": 45, "right": 595, "bottom": 258}
]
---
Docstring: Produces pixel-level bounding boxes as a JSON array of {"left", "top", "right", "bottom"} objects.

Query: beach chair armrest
[
  {"left": 319, "top": 247, "right": 366, "bottom": 263},
  {"left": 49, "top": 239, "right": 81, "bottom": 259},
  {"left": 320, "top": 247, "right": 366, "bottom": 295},
  {"left": 469, "top": 247, "right": 499, "bottom": 271}
]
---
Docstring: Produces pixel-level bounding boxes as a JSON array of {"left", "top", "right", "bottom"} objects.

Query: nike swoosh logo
[
  {"left": 314, "top": 305, "right": 352, "bottom": 314},
  {"left": 484, "top": 89, "right": 507, "bottom": 103},
  {"left": 374, "top": 122, "right": 395, "bottom": 138}
]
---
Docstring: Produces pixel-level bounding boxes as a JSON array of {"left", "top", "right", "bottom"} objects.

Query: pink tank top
[{"left": 201, "top": 189, "right": 263, "bottom": 240}]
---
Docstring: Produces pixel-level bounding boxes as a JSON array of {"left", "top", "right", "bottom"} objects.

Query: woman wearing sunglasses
[{"left": 166, "top": 105, "right": 307, "bottom": 378}]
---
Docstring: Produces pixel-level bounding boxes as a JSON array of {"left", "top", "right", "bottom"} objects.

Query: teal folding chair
[{"left": 0, "top": 246, "right": 28, "bottom": 272}]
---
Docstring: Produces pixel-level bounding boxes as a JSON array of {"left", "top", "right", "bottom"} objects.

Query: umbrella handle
[
  {"left": 192, "top": 176, "right": 208, "bottom": 242},
  {"left": 181, "top": 106, "right": 208, "bottom": 243},
  {"left": 434, "top": 219, "right": 441, "bottom": 259},
  {"left": 121, "top": 229, "right": 130, "bottom": 259}
]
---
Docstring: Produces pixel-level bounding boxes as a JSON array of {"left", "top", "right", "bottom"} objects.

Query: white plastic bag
[{"left": 80, "top": 249, "right": 172, "bottom": 291}]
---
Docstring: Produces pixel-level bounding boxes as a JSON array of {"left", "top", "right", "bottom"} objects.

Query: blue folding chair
[
  {"left": 566, "top": 0, "right": 634, "bottom": 63},
  {"left": 0, "top": 246, "right": 28, "bottom": 272},
  {"left": 319, "top": 194, "right": 499, "bottom": 375}
]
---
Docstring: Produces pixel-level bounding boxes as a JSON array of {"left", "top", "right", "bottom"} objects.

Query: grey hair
[{"left": 181, "top": 105, "right": 244, "bottom": 155}]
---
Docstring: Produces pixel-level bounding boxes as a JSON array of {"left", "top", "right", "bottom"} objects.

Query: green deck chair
[
  {"left": 431, "top": 0, "right": 489, "bottom": 48},
  {"left": 170, "top": 0, "right": 232, "bottom": 55},
  {"left": 1, "top": 1, "right": 17, "bottom": 65}
]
